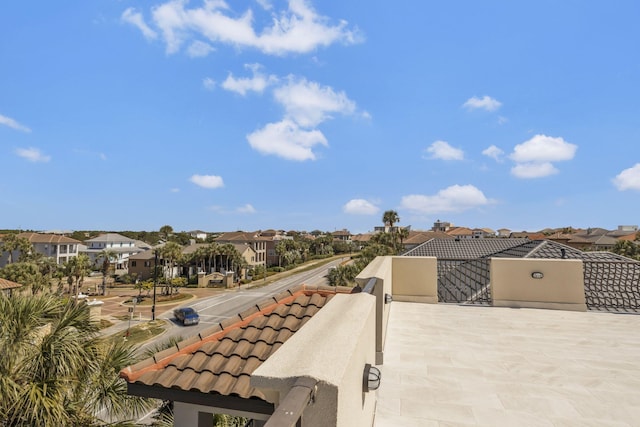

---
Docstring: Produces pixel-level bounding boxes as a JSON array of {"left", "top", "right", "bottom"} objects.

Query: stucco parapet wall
[
  {"left": 490, "top": 258, "right": 586, "bottom": 311},
  {"left": 356, "top": 255, "right": 391, "bottom": 281},
  {"left": 251, "top": 293, "right": 377, "bottom": 427},
  {"left": 391, "top": 256, "right": 438, "bottom": 303}
]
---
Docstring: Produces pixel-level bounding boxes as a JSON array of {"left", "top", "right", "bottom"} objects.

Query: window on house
[
  {"left": 131, "top": 261, "right": 137, "bottom": 267},
  {"left": 144, "top": 261, "right": 150, "bottom": 267}
]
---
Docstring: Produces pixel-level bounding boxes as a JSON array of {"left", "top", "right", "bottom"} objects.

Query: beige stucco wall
[
  {"left": 252, "top": 293, "right": 377, "bottom": 427},
  {"left": 490, "top": 258, "right": 586, "bottom": 311},
  {"left": 391, "top": 256, "right": 438, "bottom": 303},
  {"left": 355, "top": 256, "right": 392, "bottom": 365}
]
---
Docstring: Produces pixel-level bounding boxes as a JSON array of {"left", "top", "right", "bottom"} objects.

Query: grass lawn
[
  {"left": 110, "top": 320, "right": 168, "bottom": 346},
  {"left": 123, "top": 292, "right": 192, "bottom": 306}
]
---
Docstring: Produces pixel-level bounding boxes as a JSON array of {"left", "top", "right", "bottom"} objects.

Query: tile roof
[
  {"left": 0, "top": 278, "right": 23, "bottom": 290},
  {"left": 0, "top": 232, "right": 82, "bottom": 244},
  {"left": 120, "top": 285, "right": 353, "bottom": 402},
  {"left": 402, "top": 231, "right": 453, "bottom": 245},
  {"left": 403, "top": 238, "right": 531, "bottom": 259},
  {"left": 85, "top": 233, "right": 137, "bottom": 243},
  {"left": 407, "top": 239, "right": 640, "bottom": 310}
]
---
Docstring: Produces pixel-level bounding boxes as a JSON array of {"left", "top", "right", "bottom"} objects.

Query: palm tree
[
  {"left": 206, "top": 242, "right": 220, "bottom": 273},
  {"left": 382, "top": 209, "right": 401, "bottom": 253},
  {"left": 97, "top": 249, "right": 117, "bottom": 295},
  {"left": 397, "top": 227, "right": 410, "bottom": 254},
  {"left": 1, "top": 233, "right": 32, "bottom": 264},
  {"left": 0, "top": 292, "right": 152, "bottom": 425},
  {"left": 382, "top": 210, "right": 400, "bottom": 230},
  {"left": 220, "top": 244, "right": 236, "bottom": 272},
  {"left": 0, "top": 261, "right": 45, "bottom": 295},
  {"left": 72, "top": 254, "right": 91, "bottom": 300},
  {"left": 160, "top": 242, "right": 182, "bottom": 295}
]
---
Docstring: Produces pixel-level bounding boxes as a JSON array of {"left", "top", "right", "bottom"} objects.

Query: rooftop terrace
[{"left": 375, "top": 302, "right": 640, "bottom": 427}]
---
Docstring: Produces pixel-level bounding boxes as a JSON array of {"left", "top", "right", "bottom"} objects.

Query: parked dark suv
[{"left": 173, "top": 307, "right": 200, "bottom": 326}]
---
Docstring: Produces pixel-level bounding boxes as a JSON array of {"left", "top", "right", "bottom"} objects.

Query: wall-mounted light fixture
[
  {"left": 384, "top": 293, "right": 393, "bottom": 304},
  {"left": 531, "top": 272, "right": 544, "bottom": 279},
  {"left": 363, "top": 363, "right": 381, "bottom": 392}
]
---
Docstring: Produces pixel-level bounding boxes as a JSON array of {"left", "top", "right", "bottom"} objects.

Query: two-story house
[
  {"left": 214, "top": 231, "right": 268, "bottom": 268},
  {"left": 81, "top": 233, "right": 146, "bottom": 271},
  {"left": 0, "top": 232, "right": 81, "bottom": 267}
]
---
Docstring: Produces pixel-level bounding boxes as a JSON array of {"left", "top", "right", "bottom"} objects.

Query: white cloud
[
  {"left": 144, "top": 0, "right": 361, "bottom": 56},
  {"left": 244, "top": 76, "right": 358, "bottom": 161},
  {"left": 400, "top": 185, "right": 491, "bottom": 214},
  {"left": 256, "top": 0, "right": 273, "bottom": 10},
  {"left": 613, "top": 163, "right": 640, "bottom": 191},
  {"left": 247, "top": 119, "right": 327, "bottom": 161},
  {"left": 237, "top": 203, "right": 256, "bottom": 213},
  {"left": 510, "top": 162, "right": 558, "bottom": 179},
  {"left": 498, "top": 116, "right": 508, "bottom": 125},
  {"left": 425, "top": 140, "right": 464, "bottom": 161},
  {"left": 202, "top": 77, "right": 216, "bottom": 90},
  {"left": 510, "top": 134, "right": 577, "bottom": 163},
  {"left": 343, "top": 199, "right": 379, "bottom": 215},
  {"left": 187, "top": 40, "right": 214, "bottom": 57},
  {"left": 15, "top": 147, "right": 50, "bottom": 163},
  {"left": 121, "top": 8, "right": 158, "bottom": 40},
  {"left": 482, "top": 145, "right": 504, "bottom": 162},
  {"left": 508, "top": 134, "right": 577, "bottom": 179},
  {"left": 222, "top": 63, "right": 277, "bottom": 95},
  {"left": 463, "top": 95, "right": 502, "bottom": 112},
  {"left": 190, "top": 174, "right": 224, "bottom": 188},
  {"left": 273, "top": 76, "right": 356, "bottom": 127},
  {"left": 0, "top": 114, "right": 31, "bottom": 133}
]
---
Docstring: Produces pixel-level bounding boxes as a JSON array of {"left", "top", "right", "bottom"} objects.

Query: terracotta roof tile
[
  {"left": 120, "top": 284, "right": 351, "bottom": 402},
  {"left": 0, "top": 278, "right": 23, "bottom": 290}
]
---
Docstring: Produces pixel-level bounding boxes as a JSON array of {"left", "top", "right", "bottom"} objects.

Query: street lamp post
[{"left": 152, "top": 250, "right": 158, "bottom": 321}]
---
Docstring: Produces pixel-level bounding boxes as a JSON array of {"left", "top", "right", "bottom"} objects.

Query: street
[{"left": 149, "top": 257, "right": 345, "bottom": 345}]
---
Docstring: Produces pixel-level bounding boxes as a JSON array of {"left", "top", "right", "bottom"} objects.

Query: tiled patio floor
[{"left": 375, "top": 303, "right": 640, "bottom": 427}]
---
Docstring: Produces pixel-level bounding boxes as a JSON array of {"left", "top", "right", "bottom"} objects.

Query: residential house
[
  {"left": 606, "top": 225, "right": 638, "bottom": 239},
  {"left": 496, "top": 228, "right": 511, "bottom": 237},
  {"left": 432, "top": 219, "right": 453, "bottom": 232},
  {"left": 373, "top": 225, "right": 411, "bottom": 234},
  {"left": 215, "top": 232, "right": 268, "bottom": 268},
  {"left": 446, "top": 226, "right": 474, "bottom": 239},
  {"left": 588, "top": 235, "right": 619, "bottom": 251},
  {"left": 0, "top": 232, "right": 81, "bottom": 267},
  {"left": 472, "top": 228, "right": 495, "bottom": 238},
  {"left": 546, "top": 232, "right": 592, "bottom": 250},
  {"left": 128, "top": 249, "right": 158, "bottom": 281},
  {"left": 82, "top": 233, "right": 146, "bottom": 271},
  {"left": 351, "top": 233, "right": 372, "bottom": 249},
  {"left": 332, "top": 229, "right": 352, "bottom": 242},
  {"left": 188, "top": 230, "right": 208, "bottom": 241}
]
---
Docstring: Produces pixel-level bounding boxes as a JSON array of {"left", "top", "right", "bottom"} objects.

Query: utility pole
[{"left": 152, "top": 250, "right": 158, "bottom": 321}]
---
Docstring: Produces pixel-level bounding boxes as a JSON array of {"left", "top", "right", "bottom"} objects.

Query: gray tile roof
[
  {"left": 403, "top": 238, "right": 531, "bottom": 259},
  {"left": 405, "top": 239, "right": 640, "bottom": 311}
]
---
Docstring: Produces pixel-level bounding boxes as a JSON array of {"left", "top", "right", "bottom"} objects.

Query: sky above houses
[{"left": 1, "top": 1, "right": 639, "bottom": 234}]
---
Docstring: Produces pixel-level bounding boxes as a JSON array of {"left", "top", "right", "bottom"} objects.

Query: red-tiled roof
[
  {"left": 120, "top": 285, "right": 353, "bottom": 402},
  {"left": 0, "top": 278, "right": 23, "bottom": 290}
]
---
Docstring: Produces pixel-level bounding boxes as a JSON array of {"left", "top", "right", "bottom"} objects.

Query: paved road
[{"left": 150, "top": 257, "right": 345, "bottom": 345}]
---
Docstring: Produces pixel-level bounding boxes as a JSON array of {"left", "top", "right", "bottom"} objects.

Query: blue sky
[{"left": 1, "top": 1, "right": 640, "bottom": 234}]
